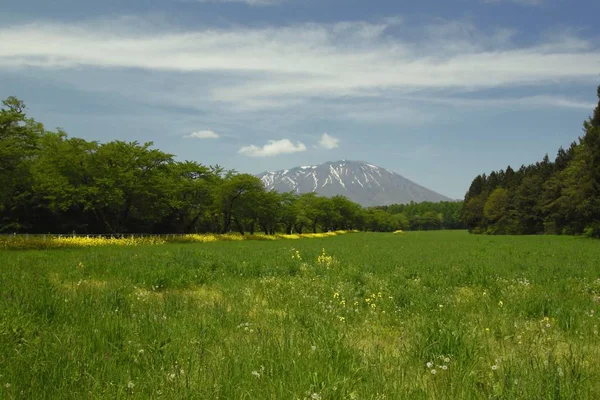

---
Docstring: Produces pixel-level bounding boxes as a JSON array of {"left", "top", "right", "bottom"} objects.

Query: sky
[{"left": 1, "top": 0, "right": 599, "bottom": 199}]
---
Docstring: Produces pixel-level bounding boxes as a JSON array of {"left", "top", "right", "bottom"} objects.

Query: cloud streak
[{"left": 238, "top": 139, "right": 307, "bottom": 157}]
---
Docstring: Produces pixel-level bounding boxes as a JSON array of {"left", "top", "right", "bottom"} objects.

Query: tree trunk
[
  {"left": 260, "top": 221, "right": 269, "bottom": 235},
  {"left": 234, "top": 217, "right": 245, "bottom": 235},
  {"left": 222, "top": 212, "right": 231, "bottom": 234},
  {"left": 185, "top": 212, "right": 203, "bottom": 233}
]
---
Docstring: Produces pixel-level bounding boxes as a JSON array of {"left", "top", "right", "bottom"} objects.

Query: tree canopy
[{"left": 0, "top": 97, "right": 462, "bottom": 234}]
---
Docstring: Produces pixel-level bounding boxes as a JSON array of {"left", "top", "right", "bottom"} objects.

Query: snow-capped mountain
[{"left": 257, "top": 160, "right": 452, "bottom": 206}]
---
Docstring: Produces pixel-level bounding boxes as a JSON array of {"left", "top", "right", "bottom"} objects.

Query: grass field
[{"left": 1, "top": 231, "right": 600, "bottom": 399}]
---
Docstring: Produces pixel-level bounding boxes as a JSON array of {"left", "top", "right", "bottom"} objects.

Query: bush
[{"left": 584, "top": 223, "right": 600, "bottom": 238}]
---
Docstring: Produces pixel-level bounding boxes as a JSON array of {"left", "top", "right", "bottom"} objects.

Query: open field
[{"left": 1, "top": 231, "right": 600, "bottom": 399}]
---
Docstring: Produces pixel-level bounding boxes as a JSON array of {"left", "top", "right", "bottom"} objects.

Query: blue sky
[{"left": 1, "top": 0, "right": 599, "bottom": 199}]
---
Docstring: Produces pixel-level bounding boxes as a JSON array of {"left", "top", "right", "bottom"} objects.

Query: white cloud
[
  {"left": 1, "top": 18, "right": 597, "bottom": 113},
  {"left": 318, "top": 133, "right": 340, "bottom": 149},
  {"left": 184, "top": 130, "right": 220, "bottom": 139},
  {"left": 238, "top": 139, "right": 307, "bottom": 157}
]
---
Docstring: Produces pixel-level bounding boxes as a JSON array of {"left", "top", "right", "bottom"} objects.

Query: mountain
[{"left": 257, "top": 160, "right": 452, "bottom": 206}]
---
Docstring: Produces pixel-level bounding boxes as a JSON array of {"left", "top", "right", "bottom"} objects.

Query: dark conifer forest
[{"left": 463, "top": 85, "right": 600, "bottom": 237}]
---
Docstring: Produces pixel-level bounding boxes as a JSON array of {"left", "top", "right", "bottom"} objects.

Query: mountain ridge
[{"left": 257, "top": 160, "right": 452, "bottom": 206}]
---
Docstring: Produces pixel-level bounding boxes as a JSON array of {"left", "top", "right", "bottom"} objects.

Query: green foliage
[
  {"left": 0, "top": 97, "right": 45, "bottom": 231},
  {"left": 376, "top": 201, "right": 465, "bottom": 231},
  {"left": 464, "top": 84, "right": 600, "bottom": 237},
  {"left": 584, "top": 223, "right": 600, "bottom": 238},
  {"left": 484, "top": 188, "right": 509, "bottom": 233}
]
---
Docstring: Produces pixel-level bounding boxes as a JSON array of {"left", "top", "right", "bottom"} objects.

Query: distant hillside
[{"left": 257, "top": 160, "right": 452, "bottom": 206}]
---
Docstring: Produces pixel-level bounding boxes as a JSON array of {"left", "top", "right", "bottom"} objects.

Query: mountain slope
[{"left": 257, "top": 160, "right": 452, "bottom": 206}]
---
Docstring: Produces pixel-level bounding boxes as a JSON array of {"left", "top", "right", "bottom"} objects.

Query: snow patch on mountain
[{"left": 257, "top": 160, "right": 452, "bottom": 206}]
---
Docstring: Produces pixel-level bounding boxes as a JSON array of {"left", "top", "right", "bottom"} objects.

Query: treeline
[
  {"left": 0, "top": 97, "right": 460, "bottom": 234},
  {"left": 370, "top": 201, "right": 465, "bottom": 231},
  {"left": 463, "top": 85, "right": 600, "bottom": 237}
]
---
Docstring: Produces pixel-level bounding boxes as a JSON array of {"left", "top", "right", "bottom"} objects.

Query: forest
[
  {"left": 463, "top": 85, "right": 600, "bottom": 237},
  {"left": 0, "top": 97, "right": 463, "bottom": 235}
]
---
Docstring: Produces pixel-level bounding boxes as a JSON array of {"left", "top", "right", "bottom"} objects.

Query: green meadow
[{"left": 1, "top": 231, "right": 600, "bottom": 399}]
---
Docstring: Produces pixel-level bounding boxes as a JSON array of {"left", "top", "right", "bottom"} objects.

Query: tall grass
[{"left": 1, "top": 231, "right": 599, "bottom": 399}]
